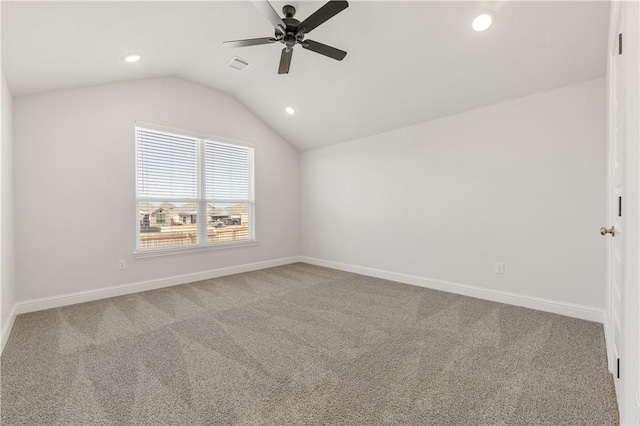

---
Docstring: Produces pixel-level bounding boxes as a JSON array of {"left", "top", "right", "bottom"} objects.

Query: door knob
[{"left": 600, "top": 226, "right": 616, "bottom": 236}]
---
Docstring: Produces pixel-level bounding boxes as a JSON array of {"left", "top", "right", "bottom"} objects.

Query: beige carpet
[{"left": 1, "top": 263, "right": 618, "bottom": 425}]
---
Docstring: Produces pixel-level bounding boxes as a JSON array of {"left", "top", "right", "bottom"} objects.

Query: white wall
[
  {"left": 9, "top": 74, "right": 608, "bottom": 312},
  {"left": 301, "top": 78, "right": 606, "bottom": 309},
  {"left": 1, "top": 72, "right": 16, "bottom": 333},
  {"left": 13, "top": 77, "right": 299, "bottom": 301}
]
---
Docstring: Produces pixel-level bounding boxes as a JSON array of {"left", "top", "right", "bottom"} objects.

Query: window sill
[{"left": 133, "top": 240, "right": 258, "bottom": 259}]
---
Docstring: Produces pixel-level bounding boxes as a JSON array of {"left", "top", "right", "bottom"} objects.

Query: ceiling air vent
[{"left": 226, "top": 56, "right": 252, "bottom": 72}]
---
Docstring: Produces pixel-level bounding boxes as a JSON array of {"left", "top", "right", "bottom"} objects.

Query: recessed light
[
  {"left": 123, "top": 54, "right": 141, "bottom": 63},
  {"left": 285, "top": 107, "right": 296, "bottom": 115},
  {"left": 472, "top": 13, "right": 493, "bottom": 32}
]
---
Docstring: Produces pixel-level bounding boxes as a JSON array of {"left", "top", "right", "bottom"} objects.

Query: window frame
[{"left": 134, "top": 122, "right": 256, "bottom": 258}]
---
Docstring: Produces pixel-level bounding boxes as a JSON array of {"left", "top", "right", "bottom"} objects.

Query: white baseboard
[
  {"left": 1, "top": 303, "right": 18, "bottom": 354},
  {"left": 3, "top": 255, "right": 603, "bottom": 355},
  {"left": 14, "top": 256, "right": 301, "bottom": 316},
  {"left": 299, "top": 256, "right": 604, "bottom": 323}
]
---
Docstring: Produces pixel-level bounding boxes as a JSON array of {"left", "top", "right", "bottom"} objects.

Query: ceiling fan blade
[
  {"left": 278, "top": 47, "right": 293, "bottom": 74},
  {"left": 252, "top": 0, "right": 287, "bottom": 33},
  {"left": 223, "top": 37, "right": 277, "bottom": 48},
  {"left": 298, "top": 0, "right": 348, "bottom": 34},
  {"left": 302, "top": 40, "right": 347, "bottom": 61}
]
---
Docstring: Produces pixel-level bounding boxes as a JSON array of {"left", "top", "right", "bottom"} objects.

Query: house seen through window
[{"left": 136, "top": 125, "right": 255, "bottom": 252}]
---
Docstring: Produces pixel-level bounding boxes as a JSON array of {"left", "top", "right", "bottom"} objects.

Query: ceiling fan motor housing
[{"left": 278, "top": 10, "right": 303, "bottom": 47}]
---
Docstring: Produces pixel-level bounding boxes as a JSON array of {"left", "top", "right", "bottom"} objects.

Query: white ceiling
[{"left": 2, "top": 1, "right": 609, "bottom": 151}]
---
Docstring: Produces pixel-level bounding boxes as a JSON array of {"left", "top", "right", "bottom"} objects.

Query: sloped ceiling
[{"left": 2, "top": 1, "right": 609, "bottom": 150}]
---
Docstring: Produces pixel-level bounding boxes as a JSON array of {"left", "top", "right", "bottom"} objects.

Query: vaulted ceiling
[{"left": 2, "top": 1, "right": 609, "bottom": 151}]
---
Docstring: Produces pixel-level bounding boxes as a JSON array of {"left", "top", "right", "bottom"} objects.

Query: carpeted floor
[{"left": 1, "top": 263, "right": 618, "bottom": 425}]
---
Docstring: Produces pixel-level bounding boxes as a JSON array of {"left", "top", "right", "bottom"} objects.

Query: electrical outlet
[
  {"left": 118, "top": 259, "right": 127, "bottom": 271},
  {"left": 495, "top": 262, "right": 505, "bottom": 274}
]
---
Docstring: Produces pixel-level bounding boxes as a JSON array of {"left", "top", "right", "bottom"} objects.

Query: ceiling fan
[{"left": 223, "top": 0, "right": 349, "bottom": 74}]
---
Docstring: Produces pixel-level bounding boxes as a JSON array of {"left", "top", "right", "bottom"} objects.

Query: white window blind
[
  {"left": 136, "top": 126, "right": 255, "bottom": 253},
  {"left": 137, "top": 129, "right": 198, "bottom": 199},
  {"left": 205, "top": 141, "right": 252, "bottom": 201}
]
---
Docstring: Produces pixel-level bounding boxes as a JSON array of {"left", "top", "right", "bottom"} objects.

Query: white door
[{"left": 606, "top": 0, "right": 625, "bottom": 402}]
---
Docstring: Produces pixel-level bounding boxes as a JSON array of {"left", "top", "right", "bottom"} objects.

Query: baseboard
[
  {"left": 15, "top": 256, "right": 301, "bottom": 316},
  {"left": 1, "top": 303, "right": 18, "bottom": 354},
  {"left": 5, "top": 255, "right": 603, "bottom": 352},
  {"left": 300, "top": 256, "right": 604, "bottom": 323}
]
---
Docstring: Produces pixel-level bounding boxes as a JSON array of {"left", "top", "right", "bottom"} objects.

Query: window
[{"left": 136, "top": 125, "right": 255, "bottom": 253}]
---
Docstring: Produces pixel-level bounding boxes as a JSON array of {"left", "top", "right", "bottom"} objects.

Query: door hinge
[
  {"left": 619, "top": 33, "right": 623, "bottom": 55},
  {"left": 619, "top": 196, "right": 622, "bottom": 217},
  {"left": 617, "top": 358, "right": 620, "bottom": 379}
]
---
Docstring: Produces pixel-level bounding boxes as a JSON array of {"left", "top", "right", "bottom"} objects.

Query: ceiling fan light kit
[{"left": 223, "top": 0, "right": 349, "bottom": 74}]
